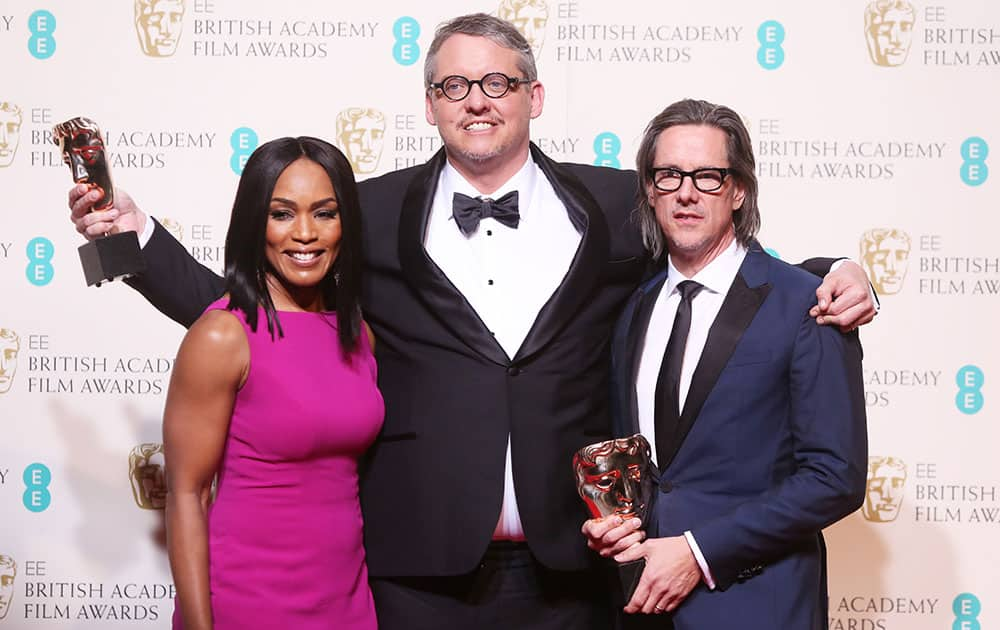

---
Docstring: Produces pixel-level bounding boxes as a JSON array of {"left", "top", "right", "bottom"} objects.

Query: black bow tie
[{"left": 451, "top": 191, "right": 520, "bottom": 236}]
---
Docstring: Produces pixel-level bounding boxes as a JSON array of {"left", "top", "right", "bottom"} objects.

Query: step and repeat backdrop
[{"left": 1, "top": 1, "right": 996, "bottom": 628}]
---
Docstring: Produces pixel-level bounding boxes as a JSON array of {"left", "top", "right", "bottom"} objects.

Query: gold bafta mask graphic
[
  {"left": 0, "top": 329, "right": 19, "bottom": 395},
  {"left": 336, "top": 108, "right": 385, "bottom": 175},
  {"left": 0, "top": 555, "right": 14, "bottom": 621},
  {"left": 160, "top": 217, "right": 184, "bottom": 242},
  {"left": 498, "top": 0, "right": 549, "bottom": 58},
  {"left": 129, "top": 443, "right": 167, "bottom": 509},
  {"left": 864, "top": 0, "right": 916, "bottom": 67},
  {"left": 862, "top": 456, "right": 907, "bottom": 523},
  {"left": 135, "top": 0, "right": 185, "bottom": 57},
  {"left": 0, "top": 103, "right": 22, "bottom": 168},
  {"left": 860, "top": 228, "right": 911, "bottom": 295}
]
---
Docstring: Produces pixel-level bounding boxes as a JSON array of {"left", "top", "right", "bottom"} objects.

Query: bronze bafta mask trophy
[
  {"left": 53, "top": 117, "right": 146, "bottom": 286},
  {"left": 573, "top": 434, "right": 655, "bottom": 602}
]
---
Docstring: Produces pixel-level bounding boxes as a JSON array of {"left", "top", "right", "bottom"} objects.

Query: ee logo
[
  {"left": 955, "top": 365, "right": 984, "bottom": 415},
  {"left": 757, "top": 20, "right": 785, "bottom": 70},
  {"left": 23, "top": 463, "right": 52, "bottom": 512},
  {"left": 28, "top": 10, "right": 57, "bottom": 60},
  {"left": 960, "top": 137, "right": 988, "bottom": 187},
  {"left": 593, "top": 132, "right": 621, "bottom": 168},
  {"left": 230, "top": 127, "right": 258, "bottom": 175},
  {"left": 393, "top": 17, "right": 420, "bottom": 66},
  {"left": 26, "top": 237, "right": 54, "bottom": 286},
  {"left": 952, "top": 593, "right": 981, "bottom": 630}
]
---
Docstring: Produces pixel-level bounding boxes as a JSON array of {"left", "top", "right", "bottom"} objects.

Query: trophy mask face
[
  {"left": 574, "top": 435, "right": 654, "bottom": 521},
  {"left": 0, "top": 106, "right": 21, "bottom": 167},
  {"left": 862, "top": 231, "right": 910, "bottom": 295},
  {"left": 136, "top": 0, "right": 185, "bottom": 57},
  {"left": 129, "top": 444, "right": 167, "bottom": 509},
  {"left": 865, "top": 1, "right": 915, "bottom": 67},
  {"left": 0, "top": 559, "right": 14, "bottom": 620},
  {"left": 0, "top": 331, "right": 19, "bottom": 395},
  {"left": 338, "top": 109, "right": 385, "bottom": 175},
  {"left": 498, "top": 0, "right": 549, "bottom": 57},
  {"left": 863, "top": 459, "right": 907, "bottom": 522}
]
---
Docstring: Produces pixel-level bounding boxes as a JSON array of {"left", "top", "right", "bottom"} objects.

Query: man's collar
[
  {"left": 441, "top": 153, "right": 536, "bottom": 203},
  {"left": 665, "top": 239, "right": 747, "bottom": 297}
]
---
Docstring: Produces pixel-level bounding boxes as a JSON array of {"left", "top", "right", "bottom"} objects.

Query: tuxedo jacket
[
  {"left": 610, "top": 243, "right": 868, "bottom": 629},
  {"left": 129, "top": 143, "right": 649, "bottom": 576}
]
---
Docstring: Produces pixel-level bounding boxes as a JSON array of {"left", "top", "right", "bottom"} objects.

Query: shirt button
[
  {"left": 486, "top": 230, "right": 493, "bottom": 236},
  {"left": 488, "top": 279, "right": 494, "bottom": 286}
]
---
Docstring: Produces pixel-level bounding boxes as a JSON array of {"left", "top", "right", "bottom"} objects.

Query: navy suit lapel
[
  {"left": 397, "top": 148, "right": 509, "bottom": 366},
  {"left": 659, "top": 244, "right": 772, "bottom": 470},
  {"left": 512, "top": 144, "right": 610, "bottom": 363}
]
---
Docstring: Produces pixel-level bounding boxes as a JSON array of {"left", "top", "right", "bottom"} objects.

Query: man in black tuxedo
[{"left": 69, "top": 13, "right": 876, "bottom": 630}]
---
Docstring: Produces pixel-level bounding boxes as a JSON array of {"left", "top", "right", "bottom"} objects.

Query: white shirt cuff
[
  {"left": 829, "top": 258, "right": 880, "bottom": 312},
  {"left": 137, "top": 215, "right": 156, "bottom": 249},
  {"left": 683, "top": 530, "right": 716, "bottom": 590}
]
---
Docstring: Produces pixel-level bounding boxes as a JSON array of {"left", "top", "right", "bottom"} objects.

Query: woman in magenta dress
[{"left": 163, "top": 137, "right": 383, "bottom": 629}]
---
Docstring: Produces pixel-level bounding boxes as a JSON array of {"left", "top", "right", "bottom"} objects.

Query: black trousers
[{"left": 371, "top": 542, "right": 614, "bottom": 630}]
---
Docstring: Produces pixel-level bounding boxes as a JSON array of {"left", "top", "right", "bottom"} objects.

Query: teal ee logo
[
  {"left": 230, "top": 127, "right": 258, "bottom": 175},
  {"left": 593, "top": 132, "right": 621, "bottom": 168},
  {"left": 757, "top": 20, "right": 785, "bottom": 70},
  {"left": 28, "top": 10, "right": 56, "bottom": 60},
  {"left": 955, "top": 365, "right": 984, "bottom": 415},
  {"left": 952, "top": 592, "right": 981, "bottom": 630},
  {"left": 25, "top": 237, "right": 54, "bottom": 286},
  {"left": 23, "top": 463, "right": 52, "bottom": 512},
  {"left": 960, "top": 137, "right": 988, "bottom": 186},
  {"left": 393, "top": 17, "right": 420, "bottom": 66}
]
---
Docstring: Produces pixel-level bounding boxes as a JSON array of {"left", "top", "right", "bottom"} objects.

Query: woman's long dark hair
[{"left": 223, "top": 136, "right": 363, "bottom": 354}]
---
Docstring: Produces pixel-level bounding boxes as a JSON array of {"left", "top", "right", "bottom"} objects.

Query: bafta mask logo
[
  {"left": 0, "top": 329, "right": 19, "bottom": 395},
  {"left": 160, "top": 217, "right": 184, "bottom": 242},
  {"left": 498, "top": 0, "right": 549, "bottom": 58},
  {"left": 573, "top": 434, "right": 654, "bottom": 522},
  {"left": 135, "top": 0, "right": 185, "bottom": 57},
  {"left": 336, "top": 108, "right": 385, "bottom": 175},
  {"left": 864, "top": 0, "right": 916, "bottom": 67},
  {"left": 0, "top": 103, "right": 22, "bottom": 168},
  {"left": 862, "top": 456, "right": 907, "bottom": 523},
  {"left": 860, "top": 228, "right": 911, "bottom": 295},
  {"left": 129, "top": 443, "right": 167, "bottom": 510},
  {"left": 0, "top": 555, "right": 14, "bottom": 621}
]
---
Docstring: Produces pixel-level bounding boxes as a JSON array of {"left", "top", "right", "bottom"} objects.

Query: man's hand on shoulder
[
  {"left": 811, "top": 260, "right": 877, "bottom": 332},
  {"left": 615, "top": 535, "right": 701, "bottom": 615},
  {"left": 69, "top": 184, "right": 147, "bottom": 241}
]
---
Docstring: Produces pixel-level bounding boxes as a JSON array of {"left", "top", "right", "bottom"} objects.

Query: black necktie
[
  {"left": 451, "top": 191, "right": 520, "bottom": 236},
  {"left": 653, "top": 280, "right": 703, "bottom": 468}
]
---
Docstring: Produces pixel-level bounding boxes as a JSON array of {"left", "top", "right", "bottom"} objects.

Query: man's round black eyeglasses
[{"left": 429, "top": 72, "right": 532, "bottom": 102}]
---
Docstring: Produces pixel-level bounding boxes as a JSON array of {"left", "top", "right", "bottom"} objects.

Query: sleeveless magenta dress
[{"left": 173, "top": 299, "right": 383, "bottom": 629}]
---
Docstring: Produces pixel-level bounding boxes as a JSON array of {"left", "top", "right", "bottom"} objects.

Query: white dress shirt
[
  {"left": 635, "top": 238, "right": 748, "bottom": 588},
  {"left": 425, "top": 156, "right": 582, "bottom": 539}
]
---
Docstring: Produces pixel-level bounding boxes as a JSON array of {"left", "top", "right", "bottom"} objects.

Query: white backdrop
[{"left": 1, "top": 1, "right": 996, "bottom": 628}]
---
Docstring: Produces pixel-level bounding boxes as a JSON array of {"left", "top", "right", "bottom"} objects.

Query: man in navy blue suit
[{"left": 583, "top": 99, "right": 867, "bottom": 629}]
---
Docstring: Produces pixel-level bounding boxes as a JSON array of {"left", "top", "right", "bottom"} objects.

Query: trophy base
[
  {"left": 617, "top": 558, "right": 645, "bottom": 603},
  {"left": 78, "top": 232, "right": 146, "bottom": 287}
]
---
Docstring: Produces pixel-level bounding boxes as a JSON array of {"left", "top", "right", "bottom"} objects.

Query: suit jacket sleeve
[
  {"left": 796, "top": 257, "right": 837, "bottom": 278},
  {"left": 690, "top": 308, "right": 868, "bottom": 588},
  {"left": 124, "top": 219, "right": 226, "bottom": 328}
]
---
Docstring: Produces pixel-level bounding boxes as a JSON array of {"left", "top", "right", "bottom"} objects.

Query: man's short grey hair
[{"left": 424, "top": 13, "right": 537, "bottom": 88}]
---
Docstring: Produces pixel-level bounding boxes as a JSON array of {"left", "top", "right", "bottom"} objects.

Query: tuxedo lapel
[
  {"left": 397, "top": 148, "right": 509, "bottom": 365},
  {"left": 622, "top": 272, "right": 667, "bottom": 436},
  {"left": 659, "top": 244, "right": 772, "bottom": 470},
  {"left": 512, "top": 144, "right": 610, "bottom": 362}
]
